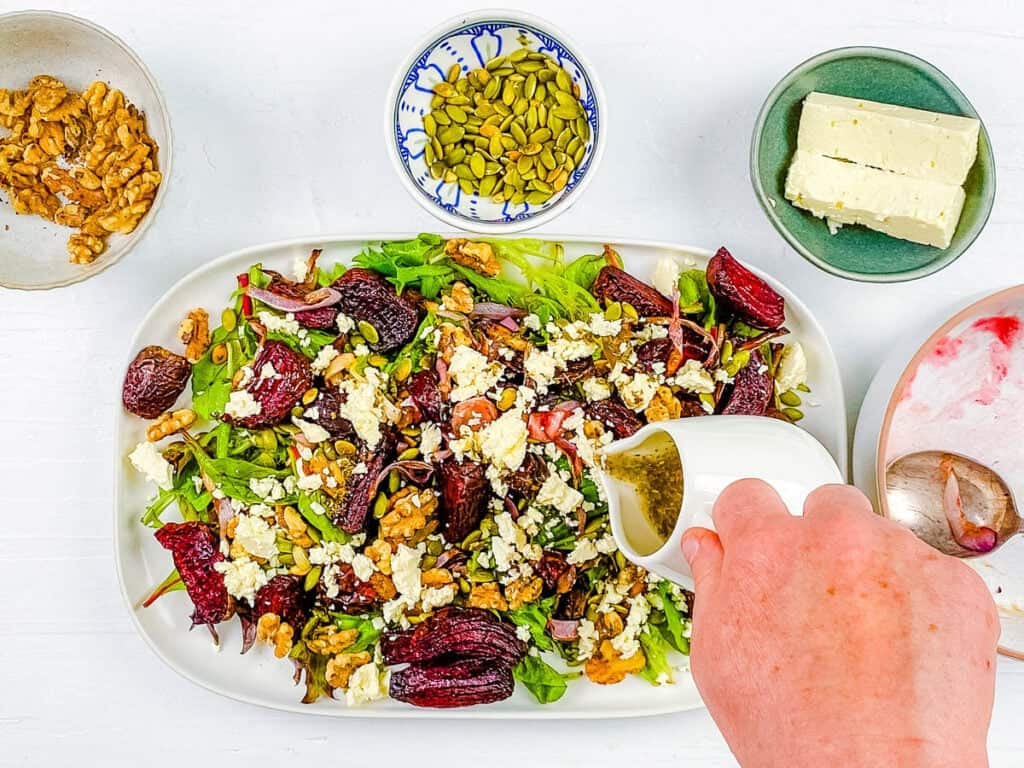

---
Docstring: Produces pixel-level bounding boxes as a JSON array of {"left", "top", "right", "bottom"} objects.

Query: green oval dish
[{"left": 751, "top": 46, "right": 995, "bottom": 283}]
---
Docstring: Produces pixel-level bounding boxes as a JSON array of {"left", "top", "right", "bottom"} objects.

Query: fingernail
[{"left": 681, "top": 531, "right": 700, "bottom": 564}]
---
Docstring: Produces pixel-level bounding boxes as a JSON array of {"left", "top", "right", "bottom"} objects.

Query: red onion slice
[
  {"left": 471, "top": 302, "right": 527, "bottom": 320},
  {"left": 247, "top": 285, "right": 341, "bottom": 313},
  {"left": 370, "top": 459, "right": 435, "bottom": 496},
  {"left": 547, "top": 618, "right": 580, "bottom": 641}
]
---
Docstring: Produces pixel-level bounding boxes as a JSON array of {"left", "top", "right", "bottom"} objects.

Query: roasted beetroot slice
[
  {"left": 535, "top": 549, "right": 576, "bottom": 594},
  {"left": 635, "top": 335, "right": 707, "bottom": 372},
  {"left": 294, "top": 305, "right": 340, "bottom": 330},
  {"left": 224, "top": 340, "right": 313, "bottom": 429},
  {"left": 407, "top": 369, "right": 444, "bottom": 422},
  {"left": 721, "top": 349, "right": 773, "bottom": 416},
  {"left": 153, "top": 522, "right": 228, "bottom": 627},
  {"left": 381, "top": 607, "right": 527, "bottom": 666},
  {"left": 333, "top": 268, "right": 419, "bottom": 353},
  {"left": 591, "top": 266, "right": 673, "bottom": 317},
  {"left": 253, "top": 574, "right": 310, "bottom": 627},
  {"left": 335, "top": 440, "right": 391, "bottom": 533},
  {"left": 318, "top": 562, "right": 380, "bottom": 614},
  {"left": 506, "top": 452, "right": 549, "bottom": 502},
  {"left": 309, "top": 386, "right": 354, "bottom": 439},
  {"left": 585, "top": 399, "right": 643, "bottom": 439},
  {"left": 706, "top": 247, "right": 785, "bottom": 330},
  {"left": 390, "top": 658, "right": 514, "bottom": 708},
  {"left": 439, "top": 459, "right": 489, "bottom": 542},
  {"left": 122, "top": 345, "right": 191, "bottom": 418}
]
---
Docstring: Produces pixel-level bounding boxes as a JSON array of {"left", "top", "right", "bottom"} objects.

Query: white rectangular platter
[{"left": 114, "top": 234, "right": 847, "bottom": 719}]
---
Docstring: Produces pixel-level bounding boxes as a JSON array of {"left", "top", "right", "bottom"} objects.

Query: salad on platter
[{"left": 121, "top": 234, "right": 811, "bottom": 708}]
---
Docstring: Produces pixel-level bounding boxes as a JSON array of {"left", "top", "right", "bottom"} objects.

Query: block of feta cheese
[
  {"left": 784, "top": 149, "right": 965, "bottom": 248},
  {"left": 796, "top": 92, "right": 980, "bottom": 186}
]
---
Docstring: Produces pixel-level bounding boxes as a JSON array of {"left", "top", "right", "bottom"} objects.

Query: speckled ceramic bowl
[
  {"left": 386, "top": 9, "right": 605, "bottom": 233},
  {"left": 0, "top": 11, "right": 172, "bottom": 290},
  {"left": 751, "top": 46, "right": 995, "bottom": 283}
]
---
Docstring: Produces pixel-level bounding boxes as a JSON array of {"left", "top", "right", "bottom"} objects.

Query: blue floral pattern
[{"left": 393, "top": 20, "right": 601, "bottom": 225}]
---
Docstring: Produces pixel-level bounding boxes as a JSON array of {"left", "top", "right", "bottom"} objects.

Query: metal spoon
[{"left": 885, "top": 451, "right": 1020, "bottom": 558}]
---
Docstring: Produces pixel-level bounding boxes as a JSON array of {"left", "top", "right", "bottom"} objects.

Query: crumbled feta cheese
[
  {"left": 352, "top": 461, "right": 368, "bottom": 475},
  {"left": 577, "top": 618, "right": 598, "bottom": 660},
  {"left": 674, "top": 359, "right": 716, "bottom": 394},
  {"left": 491, "top": 537, "right": 515, "bottom": 572},
  {"left": 345, "top": 662, "right": 386, "bottom": 706},
  {"left": 233, "top": 513, "right": 278, "bottom": 559},
  {"left": 350, "top": 553, "right": 376, "bottom": 583},
  {"left": 292, "top": 416, "right": 330, "bottom": 444},
  {"left": 535, "top": 474, "right": 584, "bottom": 515},
  {"left": 523, "top": 314, "right": 541, "bottom": 331},
  {"left": 524, "top": 349, "right": 558, "bottom": 393},
  {"left": 249, "top": 476, "right": 286, "bottom": 502},
  {"left": 713, "top": 368, "right": 734, "bottom": 383},
  {"left": 309, "top": 540, "right": 355, "bottom": 566},
  {"left": 296, "top": 472, "right": 323, "bottom": 491},
  {"left": 547, "top": 337, "right": 596, "bottom": 362},
  {"left": 333, "top": 367, "right": 391, "bottom": 447},
  {"left": 567, "top": 537, "right": 599, "bottom": 565},
  {"left": 291, "top": 256, "right": 309, "bottom": 281},
  {"left": 581, "top": 377, "right": 612, "bottom": 402},
  {"left": 128, "top": 442, "right": 173, "bottom": 490},
  {"left": 652, "top": 256, "right": 681, "bottom": 297},
  {"left": 420, "top": 584, "right": 457, "bottom": 612},
  {"left": 336, "top": 313, "right": 355, "bottom": 334},
  {"left": 258, "top": 362, "right": 280, "bottom": 382},
  {"left": 611, "top": 595, "right": 652, "bottom": 658},
  {"left": 214, "top": 557, "right": 268, "bottom": 605},
  {"left": 390, "top": 543, "right": 424, "bottom": 601},
  {"left": 595, "top": 532, "right": 618, "bottom": 554},
  {"left": 515, "top": 624, "right": 532, "bottom": 642},
  {"left": 447, "top": 346, "right": 502, "bottom": 402},
  {"left": 257, "top": 310, "right": 300, "bottom": 336},
  {"left": 224, "top": 390, "right": 261, "bottom": 419},
  {"left": 478, "top": 409, "right": 528, "bottom": 473},
  {"left": 518, "top": 507, "right": 544, "bottom": 536},
  {"left": 311, "top": 345, "right": 339, "bottom": 375},
  {"left": 775, "top": 342, "right": 807, "bottom": 393},
  {"left": 615, "top": 371, "right": 660, "bottom": 411},
  {"left": 249, "top": 502, "right": 274, "bottom": 518},
  {"left": 587, "top": 312, "right": 622, "bottom": 337},
  {"left": 418, "top": 422, "right": 443, "bottom": 459}
]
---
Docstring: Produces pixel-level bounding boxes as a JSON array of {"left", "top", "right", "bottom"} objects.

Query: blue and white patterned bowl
[{"left": 386, "top": 10, "right": 606, "bottom": 233}]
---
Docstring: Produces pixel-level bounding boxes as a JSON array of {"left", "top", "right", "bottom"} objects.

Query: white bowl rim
[
  {"left": 0, "top": 9, "right": 174, "bottom": 291},
  {"left": 384, "top": 8, "right": 607, "bottom": 234}
]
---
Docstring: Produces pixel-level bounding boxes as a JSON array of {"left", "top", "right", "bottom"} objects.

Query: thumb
[{"left": 681, "top": 527, "right": 724, "bottom": 597}]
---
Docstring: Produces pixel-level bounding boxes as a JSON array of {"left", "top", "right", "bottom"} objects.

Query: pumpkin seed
[
  {"left": 509, "top": 48, "right": 529, "bottom": 63},
  {"left": 458, "top": 178, "right": 475, "bottom": 194},
  {"left": 483, "top": 77, "right": 500, "bottom": 100},
  {"left": 517, "top": 60, "right": 544, "bottom": 73},
  {"left": 622, "top": 302, "right": 640, "bottom": 321},
  {"left": 516, "top": 155, "right": 533, "bottom": 174},
  {"left": 782, "top": 407, "right": 805, "bottom": 422},
  {"left": 393, "top": 357, "right": 412, "bottom": 382},
  {"left": 469, "top": 152, "right": 486, "bottom": 178},
  {"left": 554, "top": 104, "right": 580, "bottom": 120},
  {"left": 780, "top": 391, "right": 802, "bottom": 407},
  {"left": 373, "top": 492, "right": 389, "bottom": 519},
  {"left": 525, "top": 105, "right": 538, "bottom": 132},
  {"left": 501, "top": 81, "right": 515, "bottom": 106},
  {"left": 432, "top": 109, "right": 451, "bottom": 126},
  {"left": 357, "top": 320, "right": 379, "bottom": 344},
  {"left": 521, "top": 142, "right": 542, "bottom": 156},
  {"left": 397, "top": 446, "right": 420, "bottom": 461},
  {"left": 479, "top": 174, "right": 497, "bottom": 197},
  {"left": 301, "top": 387, "right": 319, "bottom": 406},
  {"left": 526, "top": 190, "right": 551, "bottom": 205},
  {"left": 303, "top": 566, "right": 322, "bottom": 592},
  {"left": 555, "top": 69, "right": 572, "bottom": 92},
  {"left": 472, "top": 136, "right": 489, "bottom": 150},
  {"left": 553, "top": 90, "right": 577, "bottom": 108},
  {"left": 221, "top": 308, "right": 237, "bottom": 332},
  {"left": 447, "top": 147, "right": 466, "bottom": 165},
  {"left": 473, "top": 67, "right": 491, "bottom": 84},
  {"left": 720, "top": 340, "right": 734, "bottom": 365},
  {"left": 485, "top": 55, "right": 507, "bottom": 70},
  {"left": 445, "top": 104, "right": 468, "bottom": 123},
  {"left": 576, "top": 117, "right": 590, "bottom": 141},
  {"left": 509, "top": 122, "right": 528, "bottom": 145},
  {"left": 334, "top": 439, "right": 356, "bottom": 456},
  {"left": 493, "top": 101, "right": 511, "bottom": 117},
  {"left": 524, "top": 73, "right": 537, "bottom": 100},
  {"left": 446, "top": 63, "right": 461, "bottom": 83},
  {"left": 530, "top": 179, "right": 552, "bottom": 194},
  {"left": 430, "top": 94, "right": 445, "bottom": 110},
  {"left": 604, "top": 301, "right": 623, "bottom": 321},
  {"left": 388, "top": 471, "right": 401, "bottom": 494},
  {"left": 438, "top": 125, "right": 464, "bottom": 144},
  {"left": 510, "top": 191, "right": 526, "bottom": 205}
]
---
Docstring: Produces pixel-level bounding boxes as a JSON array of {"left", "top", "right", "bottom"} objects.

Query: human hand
[{"left": 681, "top": 480, "right": 999, "bottom": 768}]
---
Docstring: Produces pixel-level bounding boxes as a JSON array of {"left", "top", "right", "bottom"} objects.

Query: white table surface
[{"left": 2, "top": 0, "right": 1022, "bottom": 764}]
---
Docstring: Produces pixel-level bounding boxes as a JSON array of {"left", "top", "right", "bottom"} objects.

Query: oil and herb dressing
[{"left": 604, "top": 432, "right": 684, "bottom": 545}]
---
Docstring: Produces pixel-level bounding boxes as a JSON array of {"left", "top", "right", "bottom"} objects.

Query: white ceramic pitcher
[{"left": 600, "top": 416, "right": 843, "bottom": 589}]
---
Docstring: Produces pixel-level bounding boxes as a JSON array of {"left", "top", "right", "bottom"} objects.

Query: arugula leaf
[
  {"left": 638, "top": 627, "right": 675, "bottom": 686},
  {"left": 562, "top": 253, "right": 606, "bottom": 290},
  {"left": 297, "top": 491, "right": 347, "bottom": 542},
  {"left": 679, "top": 269, "right": 717, "bottom": 328},
  {"left": 330, "top": 613, "right": 382, "bottom": 652},
  {"left": 450, "top": 264, "right": 530, "bottom": 306},
  {"left": 513, "top": 655, "right": 568, "bottom": 704},
  {"left": 185, "top": 435, "right": 294, "bottom": 505},
  {"left": 141, "top": 487, "right": 178, "bottom": 528},
  {"left": 506, "top": 597, "right": 556, "bottom": 651},
  {"left": 657, "top": 581, "right": 691, "bottom": 655},
  {"left": 317, "top": 261, "right": 347, "bottom": 287}
]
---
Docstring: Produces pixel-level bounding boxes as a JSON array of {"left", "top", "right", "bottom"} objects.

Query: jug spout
[{"left": 601, "top": 416, "right": 843, "bottom": 589}]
